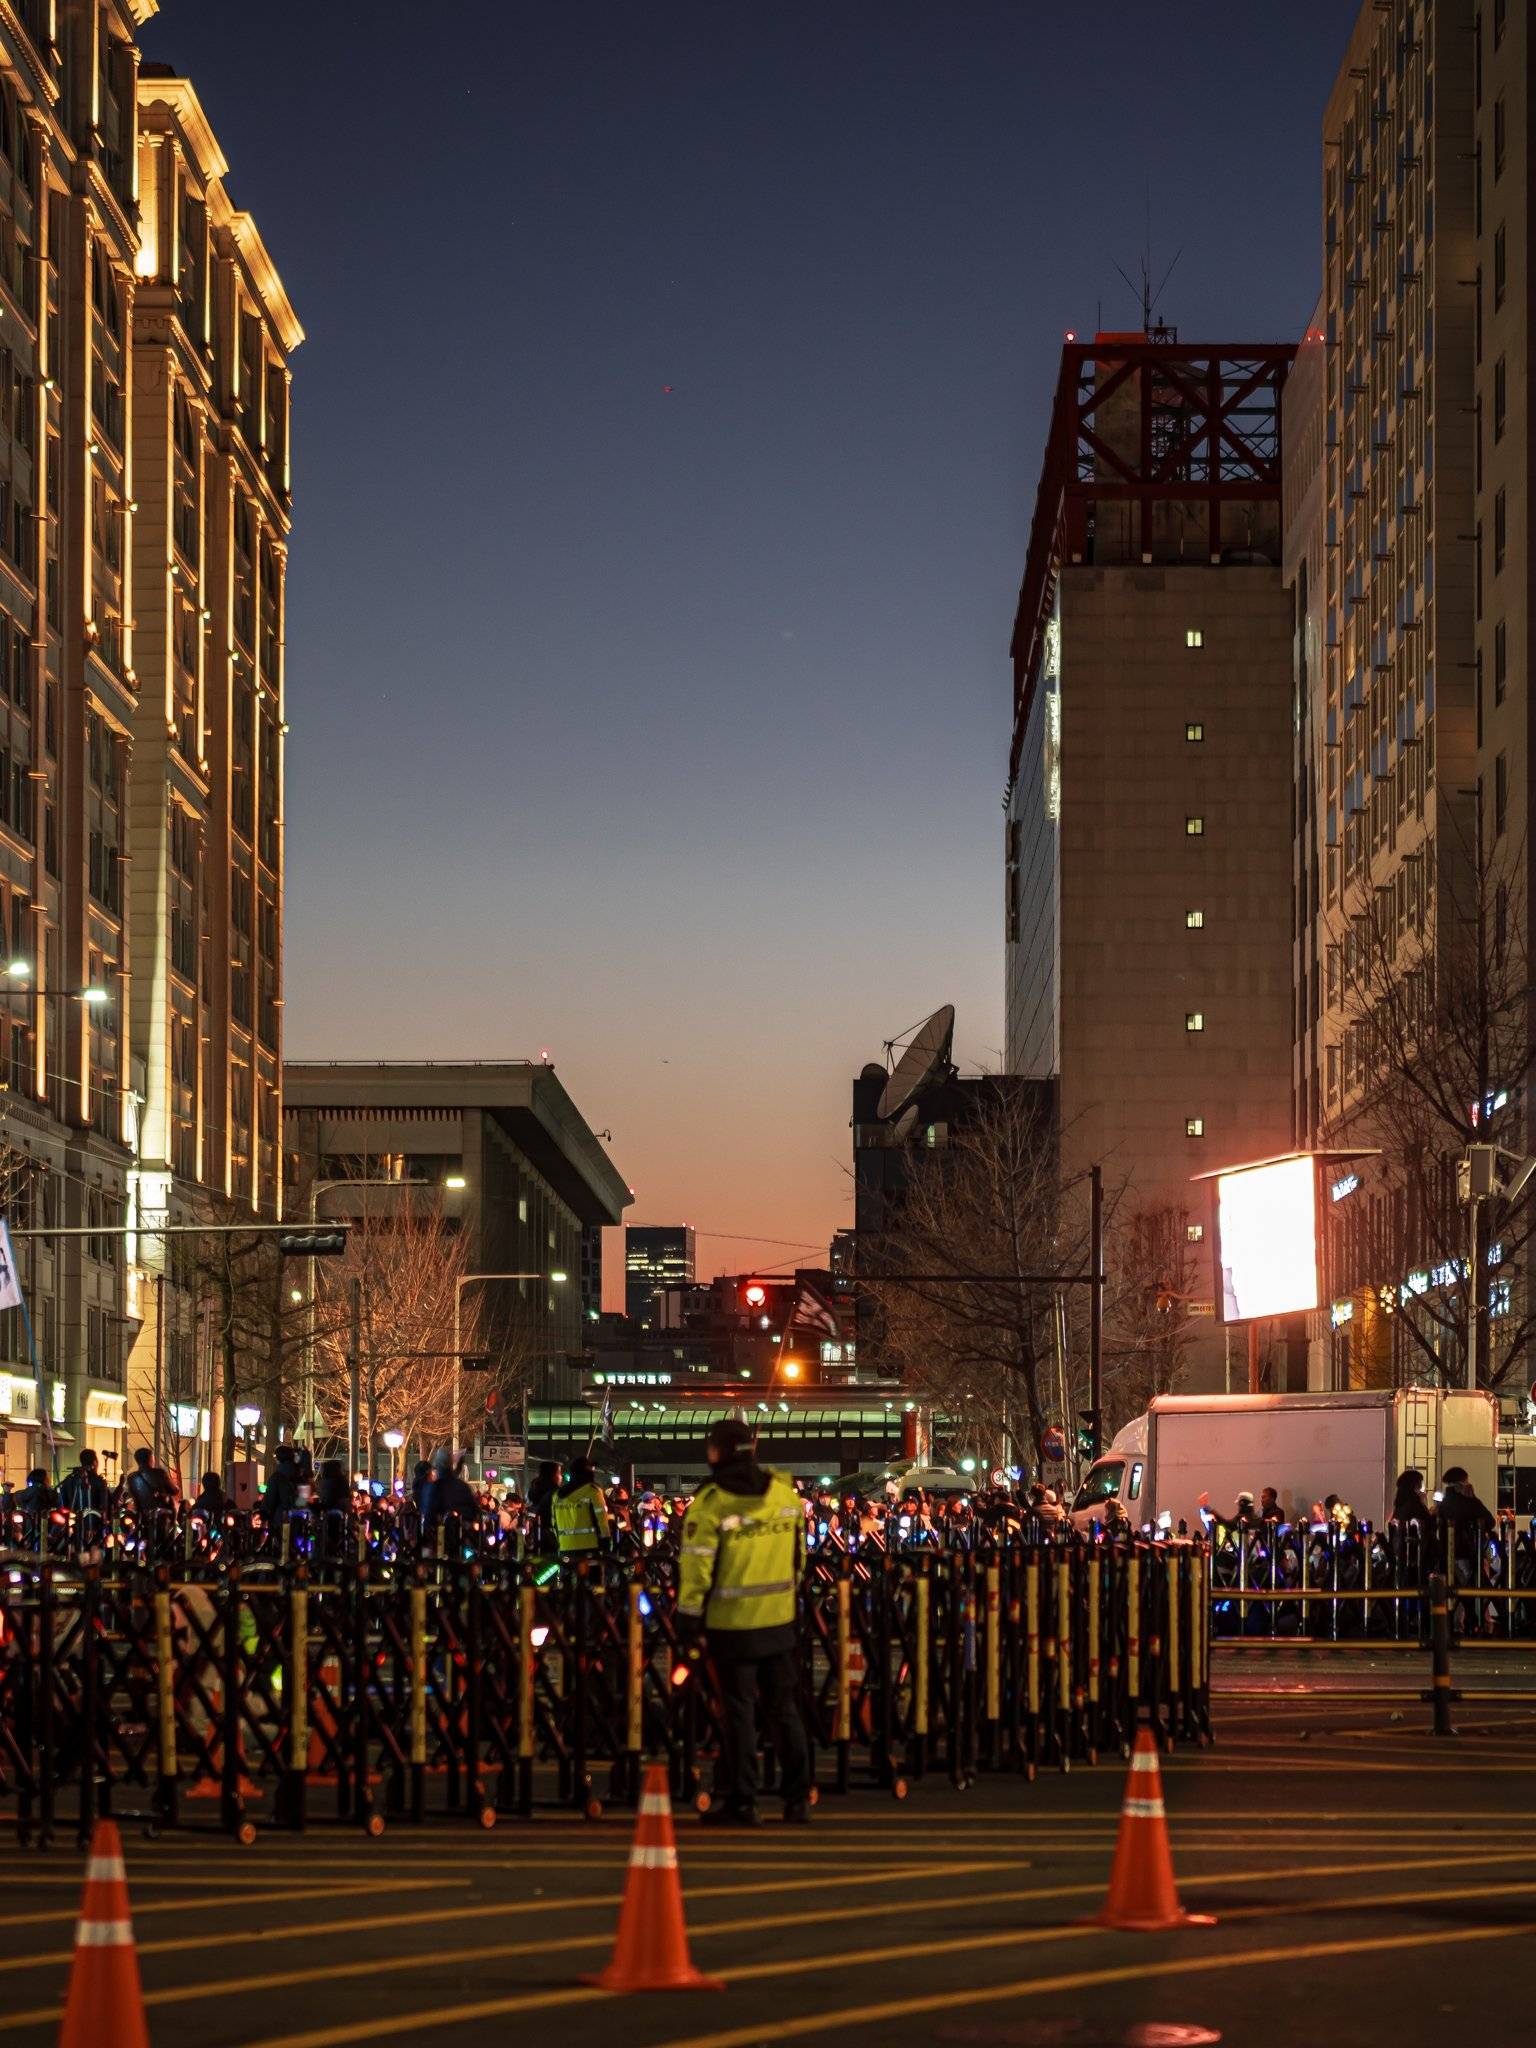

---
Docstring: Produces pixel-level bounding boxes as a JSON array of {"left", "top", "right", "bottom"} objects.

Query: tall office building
[
  {"left": 1005, "top": 334, "right": 1298, "bottom": 1382},
  {"left": 624, "top": 1224, "right": 695, "bottom": 1330},
  {"left": 123, "top": 69, "right": 299, "bottom": 1453},
  {"left": 0, "top": 8, "right": 298, "bottom": 1488},
  {"left": 1289, "top": 0, "right": 1524, "bottom": 1389}
]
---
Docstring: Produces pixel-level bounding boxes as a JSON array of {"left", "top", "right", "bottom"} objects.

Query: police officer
[
  {"left": 677, "top": 1417, "right": 811, "bottom": 1827},
  {"left": 552, "top": 1456, "right": 611, "bottom": 1562}
]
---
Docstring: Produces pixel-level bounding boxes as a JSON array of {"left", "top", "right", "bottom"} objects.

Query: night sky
[{"left": 140, "top": 2, "right": 1352, "bottom": 1302}]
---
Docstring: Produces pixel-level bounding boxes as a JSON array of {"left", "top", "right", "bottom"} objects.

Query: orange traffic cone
[
  {"left": 583, "top": 1763, "right": 722, "bottom": 1992},
  {"left": 58, "top": 1818, "right": 149, "bottom": 2048},
  {"left": 1092, "top": 1728, "right": 1215, "bottom": 1932}
]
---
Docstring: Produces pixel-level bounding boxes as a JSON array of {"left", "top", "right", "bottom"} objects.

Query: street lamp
[
  {"left": 452, "top": 1269, "right": 567, "bottom": 1462},
  {"left": 381, "top": 1428, "right": 405, "bottom": 1489}
]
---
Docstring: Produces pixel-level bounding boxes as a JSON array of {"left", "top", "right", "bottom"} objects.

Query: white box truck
[{"left": 1069, "top": 1388, "right": 1498, "bottom": 1533}]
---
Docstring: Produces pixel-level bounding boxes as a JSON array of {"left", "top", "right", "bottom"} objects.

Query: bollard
[
  {"left": 913, "top": 1560, "right": 930, "bottom": 1776},
  {"left": 516, "top": 1576, "right": 536, "bottom": 1818},
  {"left": 625, "top": 1574, "right": 644, "bottom": 1805},
  {"left": 409, "top": 1578, "right": 427, "bottom": 1823},
  {"left": 154, "top": 1578, "right": 179, "bottom": 1832},
  {"left": 1427, "top": 1570, "right": 1455, "bottom": 1737}
]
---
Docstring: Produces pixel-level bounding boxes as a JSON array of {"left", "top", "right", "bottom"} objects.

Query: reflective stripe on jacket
[
  {"left": 677, "top": 1469, "right": 803, "bottom": 1632},
  {"left": 553, "top": 1482, "right": 610, "bottom": 1554}
]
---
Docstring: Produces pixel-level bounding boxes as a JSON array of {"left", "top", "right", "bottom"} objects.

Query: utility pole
[{"left": 346, "top": 1275, "right": 361, "bottom": 1479}]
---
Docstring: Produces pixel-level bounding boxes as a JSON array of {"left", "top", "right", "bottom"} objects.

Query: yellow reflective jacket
[
  {"left": 553, "top": 1480, "right": 610, "bottom": 1555},
  {"left": 677, "top": 1468, "right": 803, "bottom": 1632}
]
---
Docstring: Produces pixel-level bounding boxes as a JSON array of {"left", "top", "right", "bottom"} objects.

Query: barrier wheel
[
  {"left": 808, "top": 1785, "right": 820, "bottom": 1808},
  {"left": 891, "top": 1777, "right": 908, "bottom": 1801},
  {"left": 143, "top": 1824, "right": 161, "bottom": 1841},
  {"left": 477, "top": 1804, "right": 497, "bottom": 1831},
  {"left": 584, "top": 1797, "right": 603, "bottom": 1822},
  {"left": 236, "top": 1819, "right": 258, "bottom": 1846},
  {"left": 695, "top": 1792, "right": 712, "bottom": 1815},
  {"left": 363, "top": 1813, "right": 385, "bottom": 1839}
]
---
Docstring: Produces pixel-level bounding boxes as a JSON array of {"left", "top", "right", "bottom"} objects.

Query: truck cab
[{"left": 1069, "top": 1451, "right": 1146, "bottom": 1533}]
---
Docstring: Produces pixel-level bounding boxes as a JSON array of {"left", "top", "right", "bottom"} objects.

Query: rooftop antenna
[{"left": 1113, "top": 188, "right": 1182, "bottom": 339}]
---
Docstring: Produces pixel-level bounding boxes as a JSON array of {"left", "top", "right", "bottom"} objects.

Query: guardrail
[
  {"left": 0, "top": 1539, "right": 1211, "bottom": 1846},
  {"left": 1208, "top": 1519, "right": 1536, "bottom": 1642}
]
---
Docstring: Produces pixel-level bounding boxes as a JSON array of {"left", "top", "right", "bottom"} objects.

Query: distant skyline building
[
  {"left": 285, "top": 1061, "right": 631, "bottom": 1430},
  {"left": 624, "top": 1223, "right": 695, "bottom": 1329},
  {"left": 1005, "top": 333, "right": 1299, "bottom": 1386}
]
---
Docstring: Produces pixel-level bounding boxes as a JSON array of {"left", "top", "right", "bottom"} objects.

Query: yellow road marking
[
  {"left": 245, "top": 1914, "right": 1531, "bottom": 2048},
  {"left": 0, "top": 1877, "right": 420, "bottom": 1933},
  {"left": 0, "top": 1858, "right": 991, "bottom": 1977}
]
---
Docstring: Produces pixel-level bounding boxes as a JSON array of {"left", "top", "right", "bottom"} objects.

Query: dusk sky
[{"left": 142, "top": 2, "right": 1351, "bottom": 1304}]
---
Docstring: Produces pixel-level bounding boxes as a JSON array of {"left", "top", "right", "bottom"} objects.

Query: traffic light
[
  {"left": 277, "top": 1230, "right": 348, "bottom": 1258},
  {"left": 1076, "top": 1408, "right": 1101, "bottom": 1462}
]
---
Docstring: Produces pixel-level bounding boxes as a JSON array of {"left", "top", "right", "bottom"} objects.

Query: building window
[
  {"left": 1494, "top": 224, "right": 1506, "bottom": 309},
  {"left": 1185, "top": 628, "right": 1203, "bottom": 649},
  {"left": 1186, "top": 1012, "right": 1204, "bottom": 1033},
  {"left": 1494, "top": 619, "right": 1507, "bottom": 704},
  {"left": 1493, "top": 488, "right": 1507, "bottom": 574},
  {"left": 1186, "top": 908, "right": 1205, "bottom": 929},
  {"left": 1185, "top": 721, "right": 1204, "bottom": 742},
  {"left": 1493, "top": 355, "right": 1506, "bottom": 442},
  {"left": 1186, "top": 1223, "right": 1204, "bottom": 1244},
  {"left": 1493, "top": 96, "right": 1506, "bottom": 180},
  {"left": 1185, "top": 1116, "right": 1204, "bottom": 1137},
  {"left": 1185, "top": 816, "right": 1204, "bottom": 836},
  {"left": 1495, "top": 750, "right": 1508, "bottom": 837}
]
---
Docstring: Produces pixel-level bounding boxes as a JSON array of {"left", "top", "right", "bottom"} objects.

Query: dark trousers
[{"left": 712, "top": 1648, "right": 811, "bottom": 1809}]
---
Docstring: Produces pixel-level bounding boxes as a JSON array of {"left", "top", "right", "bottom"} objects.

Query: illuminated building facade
[
  {"left": 1289, "top": 0, "right": 1528, "bottom": 1392},
  {"left": 1005, "top": 334, "right": 1298, "bottom": 1384},
  {"left": 121, "top": 68, "right": 300, "bottom": 1464},
  {"left": 0, "top": 6, "right": 299, "bottom": 1487}
]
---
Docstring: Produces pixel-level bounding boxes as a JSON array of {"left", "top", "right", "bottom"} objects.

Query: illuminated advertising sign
[{"left": 1215, "top": 1155, "right": 1320, "bottom": 1322}]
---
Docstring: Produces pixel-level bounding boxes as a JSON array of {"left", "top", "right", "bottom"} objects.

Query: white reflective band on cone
[
  {"left": 639, "top": 1794, "right": 670, "bottom": 1816},
  {"left": 629, "top": 1845, "right": 678, "bottom": 1870},
  {"left": 1122, "top": 1797, "right": 1166, "bottom": 1819},
  {"left": 85, "top": 1856, "right": 126, "bottom": 1882},
  {"left": 1130, "top": 1751, "right": 1159, "bottom": 1774},
  {"left": 75, "top": 1919, "right": 135, "bottom": 1947}
]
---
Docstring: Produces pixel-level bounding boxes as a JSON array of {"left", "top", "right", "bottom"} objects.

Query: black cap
[{"left": 705, "top": 1418, "right": 754, "bottom": 1457}]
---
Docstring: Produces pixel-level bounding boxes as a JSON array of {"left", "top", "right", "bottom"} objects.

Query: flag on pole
[
  {"left": 0, "top": 1218, "right": 23, "bottom": 1313},
  {"left": 601, "top": 1386, "right": 615, "bottom": 1447}
]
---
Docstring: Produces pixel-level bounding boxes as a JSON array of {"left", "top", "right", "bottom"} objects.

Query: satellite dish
[
  {"left": 878, "top": 1005, "right": 956, "bottom": 1122},
  {"left": 891, "top": 1105, "right": 921, "bottom": 1144}
]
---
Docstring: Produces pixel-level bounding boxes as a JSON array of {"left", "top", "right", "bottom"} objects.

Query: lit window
[
  {"left": 1186, "top": 1012, "right": 1204, "bottom": 1032},
  {"left": 1185, "top": 629, "right": 1203, "bottom": 649},
  {"left": 1186, "top": 1223, "right": 1204, "bottom": 1243},
  {"left": 1185, "top": 1117, "right": 1204, "bottom": 1137},
  {"left": 1186, "top": 722, "right": 1204, "bottom": 742},
  {"left": 1186, "top": 909, "right": 1205, "bottom": 929},
  {"left": 1186, "top": 816, "right": 1204, "bottom": 836}
]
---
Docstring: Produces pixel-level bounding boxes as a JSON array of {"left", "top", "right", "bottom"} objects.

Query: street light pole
[{"left": 452, "top": 1270, "right": 566, "bottom": 1463}]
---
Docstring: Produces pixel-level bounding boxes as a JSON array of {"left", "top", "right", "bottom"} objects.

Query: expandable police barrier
[
  {"left": 0, "top": 1537, "right": 1211, "bottom": 1845},
  {"left": 1207, "top": 1517, "right": 1536, "bottom": 1642}
]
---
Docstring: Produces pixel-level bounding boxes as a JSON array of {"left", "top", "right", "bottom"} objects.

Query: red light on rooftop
[{"left": 1064, "top": 329, "right": 1077, "bottom": 341}]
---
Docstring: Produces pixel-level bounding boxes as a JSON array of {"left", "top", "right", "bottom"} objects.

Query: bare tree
[
  {"left": 1330, "top": 815, "right": 1535, "bottom": 1389},
  {"left": 1103, "top": 1203, "right": 1202, "bottom": 1425},
  {"left": 860, "top": 1078, "right": 1084, "bottom": 1467}
]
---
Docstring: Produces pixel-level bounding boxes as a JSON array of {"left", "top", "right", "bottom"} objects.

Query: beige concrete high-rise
[{"left": 1005, "top": 333, "right": 1298, "bottom": 1388}]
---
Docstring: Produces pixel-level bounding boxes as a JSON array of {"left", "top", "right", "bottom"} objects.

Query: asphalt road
[{"left": 4, "top": 1680, "right": 1535, "bottom": 2048}]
